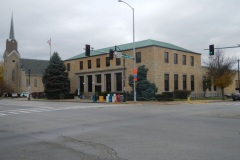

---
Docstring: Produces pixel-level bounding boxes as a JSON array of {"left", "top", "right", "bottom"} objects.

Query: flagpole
[
  {"left": 49, "top": 38, "right": 51, "bottom": 58},
  {"left": 47, "top": 38, "right": 52, "bottom": 58}
]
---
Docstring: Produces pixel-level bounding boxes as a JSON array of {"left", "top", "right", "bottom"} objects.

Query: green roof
[{"left": 65, "top": 39, "right": 199, "bottom": 61}]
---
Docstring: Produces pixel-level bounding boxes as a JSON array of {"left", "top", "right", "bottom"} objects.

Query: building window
[
  {"left": 214, "top": 85, "right": 217, "bottom": 91},
  {"left": 79, "top": 76, "right": 84, "bottom": 93},
  {"left": 26, "top": 79, "right": 29, "bottom": 88},
  {"left": 106, "top": 57, "right": 110, "bottom": 67},
  {"left": 105, "top": 74, "right": 111, "bottom": 91},
  {"left": 208, "top": 86, "right": 212, "bottom": 91},
  {"left": 174, "top": 53, "right": 178, "bottom": 64},
  {"left": 88, "top": 75, "right": 92, "bottom": 92},
  {"left": 164, "top": 52, "right": 169, "bottom": 63},
  {"left": 202, "top": 76, "right": 206, "bottom": 91},
  {"left": 79, "top": 61, "right": 83, "bottom": 70},
  {"left": 190, "top": 56, "right": 194, "bottom": 66},
  {"left": 34, "top": 79, "right": 37, "bottom": 87},
  {"left": 116, "top": 73, "right": 122, "bottom": 91},
  {"left": 116, "top": 58, "right": 121, "bottom": 66},
  {"left": 191, "top": 75, "right": 194, "bottom": 91},
  {"left": 182, "top": 55, "right": 186, "bottom": 65},
  {"left": 96, "top": 58, "right": 100, "bottom": 68},
  {"left": 136, "top": 52, "right": 141, "bottom": 63},
  {"left": 96, "top": 74, "right": 101, "bottom": 83},
  {"left": 19, "top": 79, "right": 21, "bottom": 87},
  {"left": 164, "top": 74, "right": 169, "bottom": 91},
  {"left": 67, "top": 63, "right": 70, "bottom": 71},
  {"left": 12, "top": 70, "right": 15, "bottom": 82},
  {"left": 88, "top": 60, "right": 91, "bottom": 69},
  {"left": 174, "top": 74, "right": 178, "bottom": 90},
  {"left": 183, "top": 75, "right": 187, "bottom": 90}
]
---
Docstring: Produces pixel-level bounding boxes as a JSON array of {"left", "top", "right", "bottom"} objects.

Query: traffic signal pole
[
  {"left": 204, "top": 44, "right": 240, "bottom": 51},
  {"left": 204, "top": 44, "right": 240, "bottom": 56}
]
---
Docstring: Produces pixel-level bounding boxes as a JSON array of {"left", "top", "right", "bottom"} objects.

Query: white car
[
  {"left": 11, "top": 93, "right": 18, "bottom": 98},
  {"left": 20, "top": 92, "right": 28, "bottom": 97}
]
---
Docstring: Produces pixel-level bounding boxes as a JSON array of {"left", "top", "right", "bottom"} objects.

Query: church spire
[{"left": 9, "top": 12, "right": 15, "bottom": 40}]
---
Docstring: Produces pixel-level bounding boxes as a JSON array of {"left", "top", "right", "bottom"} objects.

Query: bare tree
[{"left": 204, "top": 50, "right": 236, "bottom": 99}]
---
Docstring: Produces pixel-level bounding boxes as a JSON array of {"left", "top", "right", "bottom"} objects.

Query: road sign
[
  {"left": 133, "top": 69, "right": 137, "bottom": 74},
  {"left": 114, "top": 51, "right": 122, "bottom": 58},
  {"left": 122, "top": 54, "right": 133, "bottom": 59},
  {"left": 134, "top": 74, "right": 137, "bottom": 81}
]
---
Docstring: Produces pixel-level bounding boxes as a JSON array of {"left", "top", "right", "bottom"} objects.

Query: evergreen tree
[
  {"left": 128, "top": 65, "right": 158, "bottom": 100},
  {"left": 42, "top": 52, "right": 70, "bottom": 99}
]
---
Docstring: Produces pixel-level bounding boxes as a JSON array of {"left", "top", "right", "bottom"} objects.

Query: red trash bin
[{"left": 116, "top": 94, "right": 120, "bottom": 102}]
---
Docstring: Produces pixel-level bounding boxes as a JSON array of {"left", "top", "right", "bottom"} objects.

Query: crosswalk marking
[
  {"left": 0, "top": 107, "right": 55, "bottom": 116},
  {"left": 0, "top": 104, "right": 125, "bottom": 117}
]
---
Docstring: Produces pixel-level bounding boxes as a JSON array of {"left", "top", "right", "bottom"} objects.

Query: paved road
[{"left": 0, "top": 99, "right": 240, "bottom": 160}]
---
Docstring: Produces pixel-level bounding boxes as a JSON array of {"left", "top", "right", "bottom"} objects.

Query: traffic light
[
  {"left": 85, "top": 44, "right": 90, "bottom": 56},
  {"left": 109, "top": 49, "right": 114, "bottom": 60},
  {"left": 209, "top": 44, "right": 214, "bottom": 55}
]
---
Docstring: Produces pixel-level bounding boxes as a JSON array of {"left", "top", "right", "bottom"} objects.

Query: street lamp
[
  {"left": 21, "top": 65, "right": 31, "bottom": 101},
  {"left": 238, "top": 60, "right": 240, "bottom": 93},
  {"left": 118, "top": 0, "right": 136, "bottom": 102}
]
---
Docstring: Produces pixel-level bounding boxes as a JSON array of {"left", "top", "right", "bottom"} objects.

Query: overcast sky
[{"left": 1, "top": 0, "right": 240, "bottom": 64}]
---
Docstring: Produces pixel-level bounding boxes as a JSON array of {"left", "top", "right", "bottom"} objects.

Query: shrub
[
  {"left": 31, "top": 92, "right": 46, "bottom": 99},
  {"left": 64, "top": 94, "right": 75, "bottom": 99},
  {"left": 174, "top": 90, "right": 191, "bottom": 99}
]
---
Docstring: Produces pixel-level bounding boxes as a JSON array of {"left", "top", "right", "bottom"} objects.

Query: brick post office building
[{"left": 64, "top": 39, "right": 210, "bottom": 96}]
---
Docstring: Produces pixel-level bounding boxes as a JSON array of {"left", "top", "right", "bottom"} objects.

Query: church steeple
[
  {"left": 4, "top": 13, "right": 19, "bottom": 57},
  {"left": 9, "top": 13, "right": 15, "bottom": 40}
]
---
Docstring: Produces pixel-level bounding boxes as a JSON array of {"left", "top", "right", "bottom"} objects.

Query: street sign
[
  {"left": 133, "top": 69, "right": 137, "bottom": 74},
  {"left": 114, "top": 51, "right": 122, "bottom": 58},
  {"left": 122, "top": 54, "right": 133, "bottom": 59}
]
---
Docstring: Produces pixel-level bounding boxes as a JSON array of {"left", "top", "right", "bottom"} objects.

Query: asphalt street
[{"left": 0, "top": 99, "right": 240, "bottom": 160}]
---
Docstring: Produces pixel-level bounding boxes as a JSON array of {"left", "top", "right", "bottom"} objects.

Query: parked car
[
  {"left": 20, "top": 92, "right": 28, "bottom": 97},
  {"left": 232, "top": 93, "right": 240, "bottom": 101},
  {"left": 11, "top": 93, "right": 18, "bottom": 98}
]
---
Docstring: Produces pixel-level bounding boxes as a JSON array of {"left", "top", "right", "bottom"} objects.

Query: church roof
[
  {"left": 65, "top": 39, "right": 200, "bottom": 61},
  {"left": 19, "top": 59, "right": 49, "bottom": 76}
]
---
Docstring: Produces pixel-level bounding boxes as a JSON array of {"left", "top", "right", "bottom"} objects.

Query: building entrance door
[{"left": 95, "top": 85, "right": 101, "bottom": 94}]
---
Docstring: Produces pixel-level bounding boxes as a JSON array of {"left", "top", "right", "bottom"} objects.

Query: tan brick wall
[
  {"left": 64, "top": 46, "right": 205, "bottom": 94},
  {"left": 65, "top": 53, "right": 125, "bottom": 93},
  {"left": 4, "top": 51, "right": 21, "bottom": 93},
  {"left": 20, "top": 73, "right": 45, "bottom": 93},
  {"left": 4, "top": 51, "right": 45, "bottom": 94}
]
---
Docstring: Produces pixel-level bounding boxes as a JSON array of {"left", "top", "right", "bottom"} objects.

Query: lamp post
[
  {"left": 238, "top": 60, "right": 240, "bottom": 93},
  {"left": 118, "top": 0, "right": 136, "bottom": 102},
  {"left": 21, "top": 65, "right": 31, "bottom": 101}
]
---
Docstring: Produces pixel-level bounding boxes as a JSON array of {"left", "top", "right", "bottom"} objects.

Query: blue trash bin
[
  {"left": 109, "top": 94, "right": 112, "bottom": 102},
  {"left": 92, "top": 95, "right": 97, "bottom": 102}
]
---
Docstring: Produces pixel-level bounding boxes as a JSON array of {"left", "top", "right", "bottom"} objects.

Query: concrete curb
[{"left": 6, "top": 97, "right": 232, "bottom": 105}]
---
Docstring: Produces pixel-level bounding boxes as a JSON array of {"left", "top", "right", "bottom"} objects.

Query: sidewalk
[
  {"left": 31, "top": 97, "right": 230, "bottom": 105},
  {"left": 7, "top": 97, "right": 232, "bottom": 105}
]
